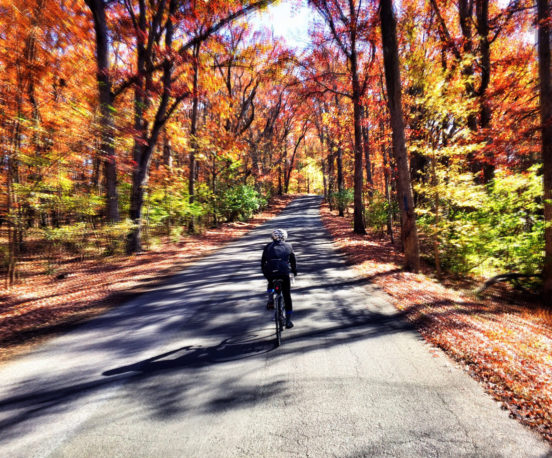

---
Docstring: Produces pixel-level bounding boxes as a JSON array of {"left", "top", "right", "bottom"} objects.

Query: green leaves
[
  {"left": 218, "top": 184, "right": 266, "bottom": 222},
  {"left": 416, "top": 165, "right": 544, "bottom": 277},
  {"left": 478, "top": 167, "right": 545, "bottom": 276},
  {"left": 330, "top": 189, "right": 354, "bottom": 212},
  {"left": 41, "top": 220, "right": 138, "bottom": 259},
  {"left": 145, "top": 179, "right": 208, "bottom": 230},
  {"left": 365, "top": 190, "right": 397, "bottom": 234}
]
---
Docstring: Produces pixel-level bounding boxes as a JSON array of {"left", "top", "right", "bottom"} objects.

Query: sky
[
  {"left": 248, "top": 0, "right": 536, "bottom": 50},
  {"left": 249, "top": 0, "right": 313, "bottom": 50}
]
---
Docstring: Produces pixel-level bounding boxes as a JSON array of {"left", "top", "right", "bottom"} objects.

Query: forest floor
[
  {"left": 0, "top": 195, "right": 295, "bottom": 364},
  {"left": 320, "top": 203, "right": 552, "bottom": 444}
]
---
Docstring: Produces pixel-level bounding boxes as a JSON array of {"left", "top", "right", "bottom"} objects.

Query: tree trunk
[
  {"left": 381, "top": 129, "right": 395, "bottom": 245},
  {"left": 459, "top": 0, "right": 478, "bottom": 132},
  {"left": 331, "top": 95, "right": 345, "bottom": 216},
  {"left": 24, "top": 9, "right": 41, "bottom": 157},
  {"left": 189, "top": 42, "right": 200, "bottom": 203},
  {"left": 380, "top": 0, "right": 420, "bottom": 272},
  {"left": 476, "top": 0, "right": 491, "bottom": 129},
  {"left": 461, "top": 0, "right": 492, "bottom": 182},
  {"left": 336, "top": 144, "right": 345, "bottom": 216},
  {"left": 163, "top": 128, "right": 172, "bottom": 168},
  {"left": 383, "top": 149, "right": 395, "bottom": 245},
  {"left": 322, "top": 158, "right": 327, "bottom": 199},
  {"left": 281, "top": 133, "right": 288, "bottom": 193},
  {"left": 188, "top": 42, "right": 201, "bottom": 232},
  {"left": 211, "top": 154, "right": 218, "bottom": 225},
  {"left": 538, "top": 0, "right": 552, "bottom": 304},
  {"left": 476, "top": 0, "right": 494, "bottom": 182},
  {"left": 126, "top": 6, "right": 147, "bottom": 254},
  {"left": 127, "top": 167, "right": 146, "bottom": 253},
  {"left": 278, "top": 162, "right": 283, "bottom": 195},
  {"left": 6, "top": 155, "right": 16, "bottom": 287},
  {"left": 350, "top": 45, "right": 366, "bottom": 234},
  {"left": 327, "top": 151, "right": 335, "bottom": 211},
  {"left": 92, "top": 152, "right": 101, "bottom": 192},
  {"left": 127, "top": 0, "right": 176, "bottom": 253},
  {"left": 6, "top": 68, "right": 26, "bottom": 286},
  {"left": 85, "top": 0, "right": 120, "bottom": 222},
  {"left": 431, "top": 151, "right": 442, "bottom": 278},
  {"left": 318, "top": 129, "right": 327, "bottom": 199},
  {"left": 362, "top": 105, "right": 373, "bottom": 195},
  {"left": 284, "top": 131, "right": 305, "bottom": 193}
]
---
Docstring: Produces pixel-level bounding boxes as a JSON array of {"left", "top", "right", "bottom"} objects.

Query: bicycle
[{"left": 273, "top": 279, "right": 286, "bottom": 347}]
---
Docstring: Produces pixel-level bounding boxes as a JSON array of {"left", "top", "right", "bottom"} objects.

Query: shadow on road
[
  {"left": 0, "top": 301, "right": 412, "bottom": 435},
  {"left": 103, "top": 333, "right": 273, "bottom": 375}
]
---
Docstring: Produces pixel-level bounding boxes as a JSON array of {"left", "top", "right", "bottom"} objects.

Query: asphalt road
[{"left": 0, "top": 195, "right": 550, "bottom": 457}]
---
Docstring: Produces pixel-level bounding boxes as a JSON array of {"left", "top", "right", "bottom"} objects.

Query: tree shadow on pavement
[
  {"left": 0, "top": 301, "right": 410, "bottom": 438},
  {"left": 103, "top": 333, "right": 273, "bottom": 376}
]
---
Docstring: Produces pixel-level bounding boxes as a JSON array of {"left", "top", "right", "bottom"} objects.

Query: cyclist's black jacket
[{"left": 261, "top": 241, "right": 297, "bottom": 279}]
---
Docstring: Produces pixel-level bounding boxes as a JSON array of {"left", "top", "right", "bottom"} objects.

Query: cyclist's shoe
[
  {"left": 266, "top": 301, "right": 274, "bottom": 310},
  {"left": 285, "top": 318, "right": 294, "bottom": 328}
]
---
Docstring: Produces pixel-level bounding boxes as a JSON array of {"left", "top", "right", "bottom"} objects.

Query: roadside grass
[
  {"left": 320, "top": 202, "right": 552, "bottom": 444},
  {"left": 0, "top": 195, "right": 296, "bottom": 363}
]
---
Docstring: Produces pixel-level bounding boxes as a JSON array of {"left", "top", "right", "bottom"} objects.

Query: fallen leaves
[{"left": 320, "top": 202, "right": 552, "bottom": 444}]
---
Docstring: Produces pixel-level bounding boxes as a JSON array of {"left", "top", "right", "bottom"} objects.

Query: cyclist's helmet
[{"left": 271, "top": 229, "right": 288, "bottom": 242}]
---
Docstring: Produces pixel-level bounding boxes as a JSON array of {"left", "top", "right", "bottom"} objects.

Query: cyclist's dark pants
[{"left": 268, "top": 276, "right": 292, "bottom": 312}]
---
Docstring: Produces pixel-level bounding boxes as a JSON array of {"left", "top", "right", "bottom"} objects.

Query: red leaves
[{"left": 321, "top": 203, "right": 552, "bottom": 444}]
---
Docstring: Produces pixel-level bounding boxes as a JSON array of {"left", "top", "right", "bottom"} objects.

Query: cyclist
[{"left": 261, "top": 229, "right": 297, "bottom": 328}]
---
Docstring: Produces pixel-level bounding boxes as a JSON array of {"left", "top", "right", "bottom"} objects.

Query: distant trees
[
  {"left": 305, "top": 0, "right": 420, "bottom": 269},
  {"left": 309, "top": 0, "right": 372, "bottom": 235}
]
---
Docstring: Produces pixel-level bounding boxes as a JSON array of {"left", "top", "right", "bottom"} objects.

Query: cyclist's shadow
[{"left": 102, "top": 333, "right": 272, "bottom": 377}]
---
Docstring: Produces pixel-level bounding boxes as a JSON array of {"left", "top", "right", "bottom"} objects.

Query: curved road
[{"left": 0, "top": 196, "right": 549, "bottom": 457}]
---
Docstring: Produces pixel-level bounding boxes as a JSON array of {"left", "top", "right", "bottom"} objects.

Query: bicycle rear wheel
[{"left": 275, "top": 295, "right": 282, "bottom": 347}]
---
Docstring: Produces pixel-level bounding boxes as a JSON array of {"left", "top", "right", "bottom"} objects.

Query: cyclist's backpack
[{"left": 263, "top": 241, "right": 291, "bottom": 277}]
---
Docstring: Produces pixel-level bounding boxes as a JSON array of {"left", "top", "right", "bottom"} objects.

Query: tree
[
  {"left": 187, "top": 41, "right": 201, "bottom": 232},
  {"left": 1, "top": 0, "right": 99, "bottom": 285},
  {"left": 379, "top": 0, "right": 420, "bottom": 272},
  {"left": 299, "top": 43, "right": 350, "bottom": 215},
  {"left": 284, "top": 121, "right": 309, "bottom": 192},
  {"left": 0, "top": 0, "right": 546, "bottom": 293}
]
